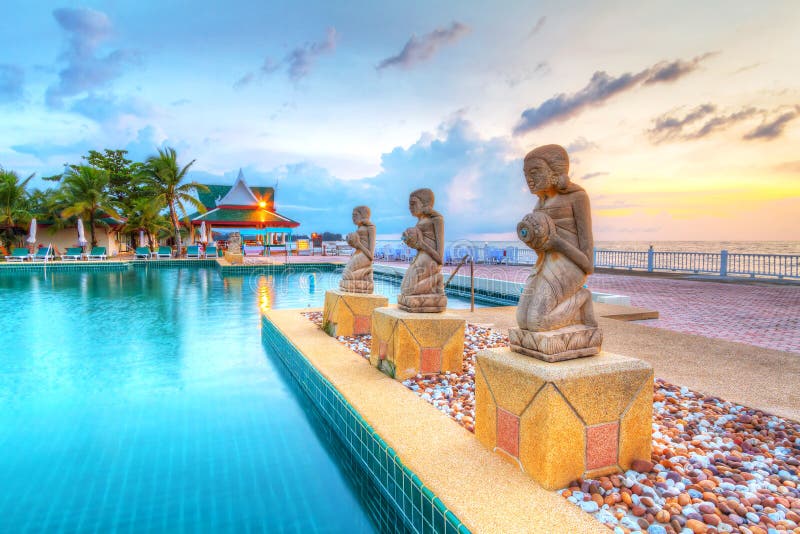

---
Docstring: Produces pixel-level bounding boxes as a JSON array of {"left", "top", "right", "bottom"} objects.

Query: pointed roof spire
[{"left": 217, "top": 168, "right": 259, "bottom": 206}]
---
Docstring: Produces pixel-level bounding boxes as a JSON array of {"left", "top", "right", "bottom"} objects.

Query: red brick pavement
[{"left": 436, "top": 263, "right": 800, "bottom": 354}]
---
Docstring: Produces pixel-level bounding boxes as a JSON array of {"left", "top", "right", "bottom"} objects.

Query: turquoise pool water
[{"left": 0, "top": 266, "right": 456, "bottom": 533}]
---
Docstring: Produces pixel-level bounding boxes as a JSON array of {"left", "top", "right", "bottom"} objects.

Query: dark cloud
[
  {"left": 649, "top": 104, "right": 797, "bottom": 144},
  {"left": 285, "top": 27, "right": 337, "bottom": 81},
  {"left": 580, "top": 171, "right": 609, "bottom": 181},
  {"left": 743, "top": 107, "right": 800, "bottom": 141},
  {"left": 235, "top": 28, "right": 336, "bottom": 87},
  {"left": 648, "top": 103, "right": 716, "bottom": 142},
  {"left": 643, "top": 53, "right": 716, "bottom": 85},
  {"left": 377, "top": 22, "right": 469, "bottom": 70},
  {"left": 0, "top": 64, "right": 24, "bottom": 103},
  {"left": 513, "top": 53, "right": 713, "bottom": 136},
  {"left": 566, "top": 137, "right": 597, "bottom": 153},
  {"left": 46, "top": 8, "right": 140, "bottom": 109},
  {"left": 528, "top": 16, "right": 546, "bottom": 37}
]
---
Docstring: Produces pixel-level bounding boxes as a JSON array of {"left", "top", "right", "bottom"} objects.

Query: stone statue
[
  {"left": 398, "top": 188, "right": 447, "bottom": 313},
  {"left": 228, "top": 232, "right": 242, "bottom": 255},
  {"left": 510, "top": 144, "right": 602, "bottom": 361},
  {"left": 340, "top": 206, "right": 376, "bottom": 293}
]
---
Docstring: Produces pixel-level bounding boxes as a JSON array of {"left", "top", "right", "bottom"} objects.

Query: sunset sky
[{"left": 1, "top": 1, "right": 798, "bottom": 240}]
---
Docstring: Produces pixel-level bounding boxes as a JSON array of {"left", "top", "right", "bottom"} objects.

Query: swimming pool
[{"left": 0, "top": 266, "right": 481, "bottom": 533}]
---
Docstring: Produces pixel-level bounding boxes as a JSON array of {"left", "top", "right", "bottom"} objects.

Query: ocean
[{"left": 376, "top": 240, "right": 800, "bottom": 255}]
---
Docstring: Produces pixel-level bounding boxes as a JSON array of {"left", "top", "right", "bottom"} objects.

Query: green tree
[
  {"left": 82, "top": 149, "right": 145, "bottom": 205},
  {"left": 0, "top": 166, "right": 34, "bottom": 250},
  {"left": 59, "top": 166, "right": 121, "bottom": 247},
  {"left": 141, "top": 147, "right": 207, "bottom": 253},
  {"left": 121, "top": 197, "right": 171, "bottom": 250}
]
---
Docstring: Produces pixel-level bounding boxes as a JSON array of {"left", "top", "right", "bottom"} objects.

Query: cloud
[
  {"left": 580, "top": 171, "right": 609, "bottom": 180},
  {"left": 648, "top": 104, "right": 797, "bottom": 143},
  {"left": 642, "top": 53, "right": 716, "bottom": 85},
  {"left": 774, "top": 160, "right": 800, "bottom": 174},
  {"left": 566, "top": 137, "right": 598, "bottom": 153},
  {"left": 11, "top": 139, "right": 94, "bottom": 160},
  {"left": 68, "top": 93, "right": 156, "bottom": 123},
  {"left": 743, "top": 107, "right": 800, "bottom": 141},
  {"left": 0, "top": 64, "right": 24, "bottom": 103},
  {"left": 513, "top": 53, "right": 713, "bottom": 135},
  {"left": 170, "top": 98, "right": 191, "bottom": 107},
  {"left": 191, "top": 118, "right": 532, "bottom": 238},
  {"left": 528, "top": 16, "right": 546, "bottom": 37},
  {"left": 45, "top": 8, "right": 140, "bottom": 109},
  {"left": 236, "top": 28, "right": 337, "bottom": 87},
  {"left": 506, "top": 61, "right": 550, "bottom": 87},
  {"left": 377, "top": 22, "right": 469, "bottom": 70}
]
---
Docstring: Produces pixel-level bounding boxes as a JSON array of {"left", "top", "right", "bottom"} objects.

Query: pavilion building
[{"left": 191, "top": 170, "right": 299, "bottom": 254}]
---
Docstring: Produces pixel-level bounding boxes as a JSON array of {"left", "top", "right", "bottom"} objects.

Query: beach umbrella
[
  {"left": 138, "top": 230, "right": 146, "bottom": 248},
  {"left": 26, "top": 218, "right": 37, "bottom": 244},
  {"left": 77, "top": 218, "right": 88, "bottom": 246},
  {"left": 199, "top": 221, "right": 207, "bottom": 244},
  {"left": 207, "top": 224, "right": 214, "bottom": 246}
]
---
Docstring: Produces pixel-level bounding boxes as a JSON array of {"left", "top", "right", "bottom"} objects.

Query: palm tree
[
  {"left": 141, "top": 147, "right": 208, "bottom": 254},
  {"left": 121, "top": 197, "right": 171, "bottom": 249},
  {"left": 59, "top": 166, "right": 121, "bottom": 247},
  {"left": 0, "top": 166, "right": 34, "bottom": 250}
]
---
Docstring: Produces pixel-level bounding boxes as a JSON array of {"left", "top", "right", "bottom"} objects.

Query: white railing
[{"left": 594, "top": 248, "right": 800, "bottom": 279}]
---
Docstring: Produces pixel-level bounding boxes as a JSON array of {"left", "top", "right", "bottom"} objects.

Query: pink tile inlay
[
  {"left": 586, "top": 422, "right": 619, "bottom": 470},
  {"left": 420, "top": 347, "right": 442, "bottom": 374},
  {"left": 496, "top": 407, "right": 520, "bottom": 457},
  {"left": 353, "top": 315, "right": 370, "bottom": 335}
]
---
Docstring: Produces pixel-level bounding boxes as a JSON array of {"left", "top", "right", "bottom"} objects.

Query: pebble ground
[{"left": 302, "top": 312, "right": 800, "bottom": 533}]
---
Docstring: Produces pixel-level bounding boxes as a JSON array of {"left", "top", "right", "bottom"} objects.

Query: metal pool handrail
[{"left": 593, "top": 248, "right": 800, "bottom": 279}]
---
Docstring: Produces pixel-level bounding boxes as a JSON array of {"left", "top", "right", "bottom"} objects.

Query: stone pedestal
[
  {"left": 323, "top": 289, "right": 388, "bottom": 337},
  {"left": 475, "top": 349, "right": 652, "bottom": 490},
  {"left": 509, "top": 325, "right": 603, "bottom": 362},
  {"left": 224, "top": 252, "right": 244, "bottom": 265},
  {"left": 370, "top": 308, "right": 465, "bottom": 380}
]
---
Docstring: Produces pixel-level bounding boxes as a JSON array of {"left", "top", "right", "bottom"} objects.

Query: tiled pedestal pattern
[
  {"left": 475, "top": 349, "right": 653, "bottom": 490},
  {"left": 370, "top": 308, "right": 465, "bottom": 381},
  {"left": 322, "top": 289, "right": 388, "bottom": 337}
]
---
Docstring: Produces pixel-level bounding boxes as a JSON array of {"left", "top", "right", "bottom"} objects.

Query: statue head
[
  {"left": 409, "top": 188, "right": 435, "bottom": 218},
  {"left": 352, "top": 205, "right": 371, "bottom": 225},
  {"left": 523, "top": 144, "right": 570, "bottom": 196}
]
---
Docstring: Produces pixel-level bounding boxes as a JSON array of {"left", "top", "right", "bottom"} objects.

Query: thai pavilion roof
[{"left": 190, "top": 170, "right": 298, "bottom": 228}]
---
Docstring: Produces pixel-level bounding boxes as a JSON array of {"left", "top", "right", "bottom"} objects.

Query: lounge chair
[
  {"left": 152, "top": 246, "right": 172, "bottom": 259},
  {"left": 186, "top": 245, "right": 200, "bottom": 259},
  {"left": 60, "top": 247, "right": 83, "bottom": 261},
  {"left": 134, "top": 247, "right": 151, "bottom": 260},
  {"left": 86, "top": 247, "right": 107, "bottom": 260},
  {"left": 32, "top": 247, "right": 55, "bottom": 261},
  {"left": 5, "top": 248, "right": 29, "bottom": 262},
  {"left": 204, "top": 245, "right": 218, "bottom": 258}
]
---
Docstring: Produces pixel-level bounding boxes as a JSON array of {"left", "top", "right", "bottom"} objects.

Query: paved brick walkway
[
  {"left": 586, "top": 273, "right": 800, "bottom": 354},
  {"left": 437, "top": 263, "right": 800, "bottom": 354}
]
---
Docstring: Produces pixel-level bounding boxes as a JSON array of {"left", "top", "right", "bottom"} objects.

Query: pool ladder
[{"left": 444, "top": 254, "right": 475, "bottom": 312}]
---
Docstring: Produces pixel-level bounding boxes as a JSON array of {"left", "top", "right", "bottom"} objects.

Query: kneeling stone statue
[{"left": 511, "top": 144, "right": 602, "bottom": 361}]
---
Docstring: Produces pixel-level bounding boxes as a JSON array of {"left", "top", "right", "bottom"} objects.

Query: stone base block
[
  {"left": 323, "top": 289, "right": 388, "bottom": 337},
  {"left": 397, "top": 293, "right": 447, "bottom": 313},
  {"left": 224, "top": 252, "right": 244, "bottom": 265},
  {"left": 370, "top": 307, "right": 464, "bottom": 380},
  {"left": 475, "top": 348, "right": 653, "bottom": 490},
  {"left": 509, "top": 325, "right": 603, "bottom": 362}
]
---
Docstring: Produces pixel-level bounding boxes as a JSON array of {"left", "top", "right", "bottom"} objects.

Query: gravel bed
[{"left": 300, "top": 312, "right": 800, "bottom": 533}]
